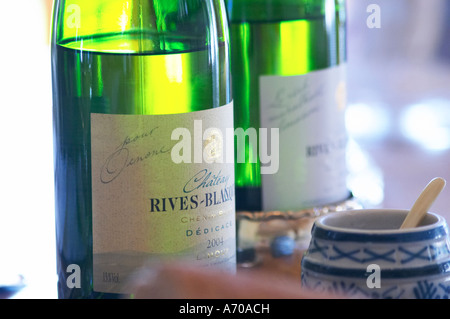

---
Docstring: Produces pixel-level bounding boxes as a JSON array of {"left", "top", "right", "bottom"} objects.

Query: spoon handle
[{"left": 400, "top": 177, "right": 446, "bottom": 229}]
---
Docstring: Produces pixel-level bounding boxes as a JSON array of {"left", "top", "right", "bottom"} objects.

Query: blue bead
[{"left": 271, "top": 236, "right": 295, "bottom": 257}]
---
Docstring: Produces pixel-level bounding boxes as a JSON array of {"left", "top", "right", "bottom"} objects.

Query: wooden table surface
[{"left": 238, "top": 248, "right": 305, "bottom": 287}]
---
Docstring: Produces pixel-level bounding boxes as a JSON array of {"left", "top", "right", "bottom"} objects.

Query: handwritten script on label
[
  {"left": 100, "top": 127, "right": 171, "bottom": 184},
  {"left": 266, "top": 79, "right": 323, "bottom": 132}
]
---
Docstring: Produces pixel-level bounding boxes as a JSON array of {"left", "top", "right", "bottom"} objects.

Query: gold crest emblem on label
[
  {"left": 203, "top": 128, "right": 223, "bottom": 163},
  {"left": 335, "top": 81, "right": 347, "bottom": 111}
]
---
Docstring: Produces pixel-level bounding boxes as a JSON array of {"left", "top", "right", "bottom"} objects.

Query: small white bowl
[{"left": 301, "top": 209, "right": 450, "bottom": 299}]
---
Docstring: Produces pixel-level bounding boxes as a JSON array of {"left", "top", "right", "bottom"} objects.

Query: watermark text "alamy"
[{"left": 171, "top": 121, "right": 279, "bottom": 175}]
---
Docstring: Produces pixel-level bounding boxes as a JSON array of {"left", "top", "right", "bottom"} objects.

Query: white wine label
[
  {"left": 91, "top": 103, "right": 235, "bottom": 294},
  {"left": 259, "top": 65, "right": 349, "bottom": 211}
]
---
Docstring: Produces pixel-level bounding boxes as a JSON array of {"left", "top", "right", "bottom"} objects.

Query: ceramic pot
[{"left": 301, "top": 209, "right": 450, "bottom": 299}]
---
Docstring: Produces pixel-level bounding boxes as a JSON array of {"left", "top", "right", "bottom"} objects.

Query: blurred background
[
  {"left": 1, "top": 0, "right": 450, "bottom": 298},
  {"left": 346, "top": 0, "right": 450, "bottom": 212}
]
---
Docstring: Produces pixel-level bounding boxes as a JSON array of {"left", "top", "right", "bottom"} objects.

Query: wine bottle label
[
  {"left": 259, "top": 64, "right": 349, "bottom": 211},
  {"left": 90, "top": 102, "right": 235, "bottom": 294}
]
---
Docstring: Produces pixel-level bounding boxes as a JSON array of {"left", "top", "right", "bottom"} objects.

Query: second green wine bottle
[{"left": 226, "top": 0, "right": 351, "bottom": 250}]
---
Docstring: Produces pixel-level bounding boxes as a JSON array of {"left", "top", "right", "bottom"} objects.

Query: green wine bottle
[
  {"left": 226, "top": 0, "right": 352, "bottom": 252},
  {"left": 51, "top": 0, "right": 235, "bottom": 298}
]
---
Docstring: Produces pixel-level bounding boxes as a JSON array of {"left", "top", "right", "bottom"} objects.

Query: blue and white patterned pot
[{"left": 301, "top": 209, "right": 450, "bottom": 299}]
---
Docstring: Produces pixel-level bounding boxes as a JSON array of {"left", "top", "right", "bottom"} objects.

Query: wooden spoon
[{"left": 400, "top": 177, "right": 446, "bottom": 229}]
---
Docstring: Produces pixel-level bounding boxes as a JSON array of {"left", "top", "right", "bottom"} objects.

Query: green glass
[
  {"left": 226, "top": 0, "right": 347, "bottom": 211},
  {"left": 51, "top": 0, "right": 232, "bottom": 299}
]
